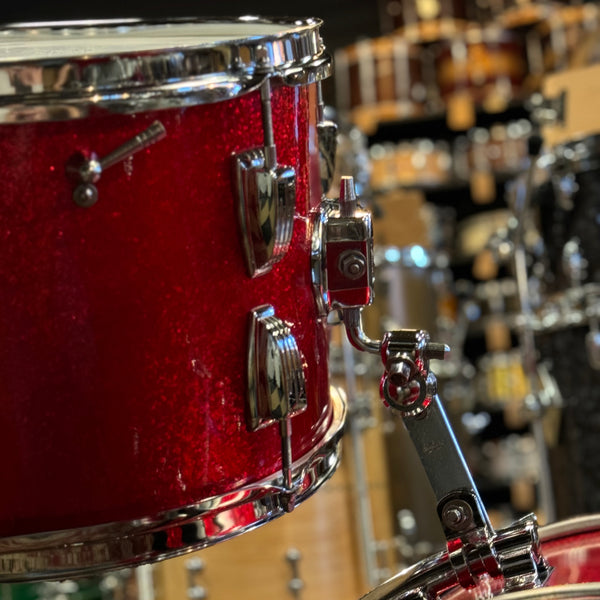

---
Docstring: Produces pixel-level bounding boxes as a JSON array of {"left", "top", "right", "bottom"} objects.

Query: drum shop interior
[{"left": 1, "top": 0, "right": 600, "bottom": 598}]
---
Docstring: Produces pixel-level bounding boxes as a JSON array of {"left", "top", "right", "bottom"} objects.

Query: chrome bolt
[
  {"left": 441, "top": 500, "right": 474, "bottom": 532},
  {"left": 73, "top": 184, "right": 98, "bottom": 208},
  {"left": 338, "top": 249, "right": 367, "bottom": 280},
  {"left": 80, "top": 157, "right": 102, "bottom": 184},
  {"left": 388, "top": 360, "right": 413, "bottom": 387},
  {"left": 424, "top": 343, "right": 450, "bottom": 361}
]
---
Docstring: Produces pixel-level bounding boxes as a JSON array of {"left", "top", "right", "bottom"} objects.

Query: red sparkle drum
[
  {"left": 364, "top": 514, "right": 600, "bottom": 599},
  {"left": 0, "top": 18, "right": 345, "bottom": 581}
]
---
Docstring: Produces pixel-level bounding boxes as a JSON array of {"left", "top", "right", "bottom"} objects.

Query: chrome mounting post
[
  {"left": 313, "top": 176, "right": 551, "bottom": 598},
  {"left": 67, "top": 120, "right": 167, "bottom": 207}
]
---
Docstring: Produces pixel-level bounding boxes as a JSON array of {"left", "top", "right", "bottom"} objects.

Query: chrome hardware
[
  {"left": 0, "top": 387, "right": 345, "bottom": 582},
  {"left": 374, "top": 329, "right": 548, "bottom": 593},
  {"left": 186, "top": 557, "right": 207, "bottom": 600},
  {"left": 67, "top": 120, "right": 166, "bottom": 207},
  {"left": 234, "top": 79, "right": 296, "bottom": 277},
  {"left": 357, "top": 329, "right": 550, "bottom": 597},
  {"left": 318, "top": 122, "right": 338, "bottom": 196},
  {"left": 0, "top": 18, "right": 331, "bottom": 122},
  {"left": 311, "top": 176, "right": 374, "bottom": 316},
  {"left": 318, "top": 177, "right": 550, "bottom": 596},
  {"left": 361, "top": 514, "right": 548, "bottom": 600},
  {"left": 248, "top": 305, "right": 307, "bottom": 504},
  {"left": 379, "top": 329, "right": 448, "bottom": 415},
  {"left": 317, "top": 81, "right": 338, "bottom": 196},
  {"left": 286, "top": 548, "right": 304, "bottom": 599}
]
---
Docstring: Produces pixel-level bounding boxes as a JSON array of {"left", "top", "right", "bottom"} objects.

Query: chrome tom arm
[{"left": 313, "top": 176, "right": 551, "bottom": 598}]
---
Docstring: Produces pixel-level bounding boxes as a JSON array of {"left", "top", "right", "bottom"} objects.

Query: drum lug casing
[
  {"left": 247, "top": 304, "right": 307, "bottom": 505},
  {"left": 234, "top": 149, "right": 296, "bottom": 277},
  {"left": 234, "top": 78, "right": 296, "bottom": 278},
  {"left": 247, "top": 304, "right": 307, "bottom": 432}
]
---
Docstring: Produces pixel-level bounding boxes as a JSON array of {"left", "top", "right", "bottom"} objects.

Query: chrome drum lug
[
  {"left": 234, "top": 150, "right": 296, "bottom": 277},
  {"left": 247, "top": 305, "right": 306, "bottom": 430},
  {"left": 248, "top": 305, "right": 307, "bottom": 500}
]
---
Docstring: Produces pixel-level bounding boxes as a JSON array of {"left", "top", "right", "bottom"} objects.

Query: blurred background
[{"left": 2, "top": 1, "right": 600, "bottom": 599}]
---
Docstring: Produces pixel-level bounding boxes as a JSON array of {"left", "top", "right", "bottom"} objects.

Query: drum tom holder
[{"left": 313, "top": 176, "right": 551, "bottom": 599}]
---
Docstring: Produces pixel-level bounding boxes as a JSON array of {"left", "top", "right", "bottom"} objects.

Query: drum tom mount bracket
[{"left": 313, "top": 176, "right": 551, "bottom": 599}]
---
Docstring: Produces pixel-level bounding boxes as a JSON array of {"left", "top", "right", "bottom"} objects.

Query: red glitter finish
[
  {"left": 0, "top": 82, "right": 331, "bottom": 537},
  {"left": 542, "top": 526, "right": 600, "bottom": 584}
]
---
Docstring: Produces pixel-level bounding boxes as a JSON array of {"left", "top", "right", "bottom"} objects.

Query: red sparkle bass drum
[
  {"left": 362, "top": 514, "right": 600, "bottom": 599},
  {"left": 0, "top": 18, "right": 345, "bottom": 581}
]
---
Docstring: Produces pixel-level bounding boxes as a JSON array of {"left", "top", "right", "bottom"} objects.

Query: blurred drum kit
[{"left": 0, "top": 3, "right": 599, "bottom": 600}]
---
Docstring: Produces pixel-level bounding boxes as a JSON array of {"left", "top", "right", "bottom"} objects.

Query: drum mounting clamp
[
  {"left": 67, "top": 120, "right": 167, "bottom": 207},
  {"left": 314, "top": 177, "right": 551, "bottom": 596},
  {"left": 234, "top": 79, "right": 296, "bottom": 278}
]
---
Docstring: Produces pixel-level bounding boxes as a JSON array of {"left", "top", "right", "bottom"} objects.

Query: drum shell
[
  {"left": 335, "top": 36, "right": 438, "bottom": 133},
  {"left": 0, "top": 82, "right": 332, "bottom": 538},
  {"left": 370, "top": 141, "right": 453, "bottom": 191},
  {"left": 435, "top": 31, "right": 527, "bottom": 105},
  {"left": 537, "top": 4, "right": 600, "bottom": 73},
  {"left": 379, "top": 0, "right": 468, "bottom": 39}
]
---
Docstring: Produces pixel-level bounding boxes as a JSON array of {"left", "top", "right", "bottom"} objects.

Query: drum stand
[
  {"left": 510, "top": 129, "right": 556, "bottom": 524},
  {"left": 316, "top": 177, "right": 552, "bottom": 598}
]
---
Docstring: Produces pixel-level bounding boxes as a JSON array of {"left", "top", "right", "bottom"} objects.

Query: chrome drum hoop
[
  {"left": 0, "top": 17, "right": 331, "bottom": 122},
  {"left": 0, "top": 388, "right": 346, "bottom": 583},
  {"left": 538, "top": 514, "right": 600, "bottom": 543}
]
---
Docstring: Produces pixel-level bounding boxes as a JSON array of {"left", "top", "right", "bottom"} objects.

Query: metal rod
[
  {"left": 342, "top": 332, "right": 379, "bottom": 588},
  {"left": 280, "top": 417, "right": 294, "bottom": 493},
  {"left": 316, "top": 79, "right": 325, "bottom": 122},
  {"left": 100, "top": 121, "right": 166, "bottom": 171},
  {"left": 260, "top": 79, "right": 277, "bottom": 169},
  {"left": 512, "top": 148, "right": 556, "bottom": 524},
  {"left": 344, "top": 309, "right": 382, "bottom": 354}
]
